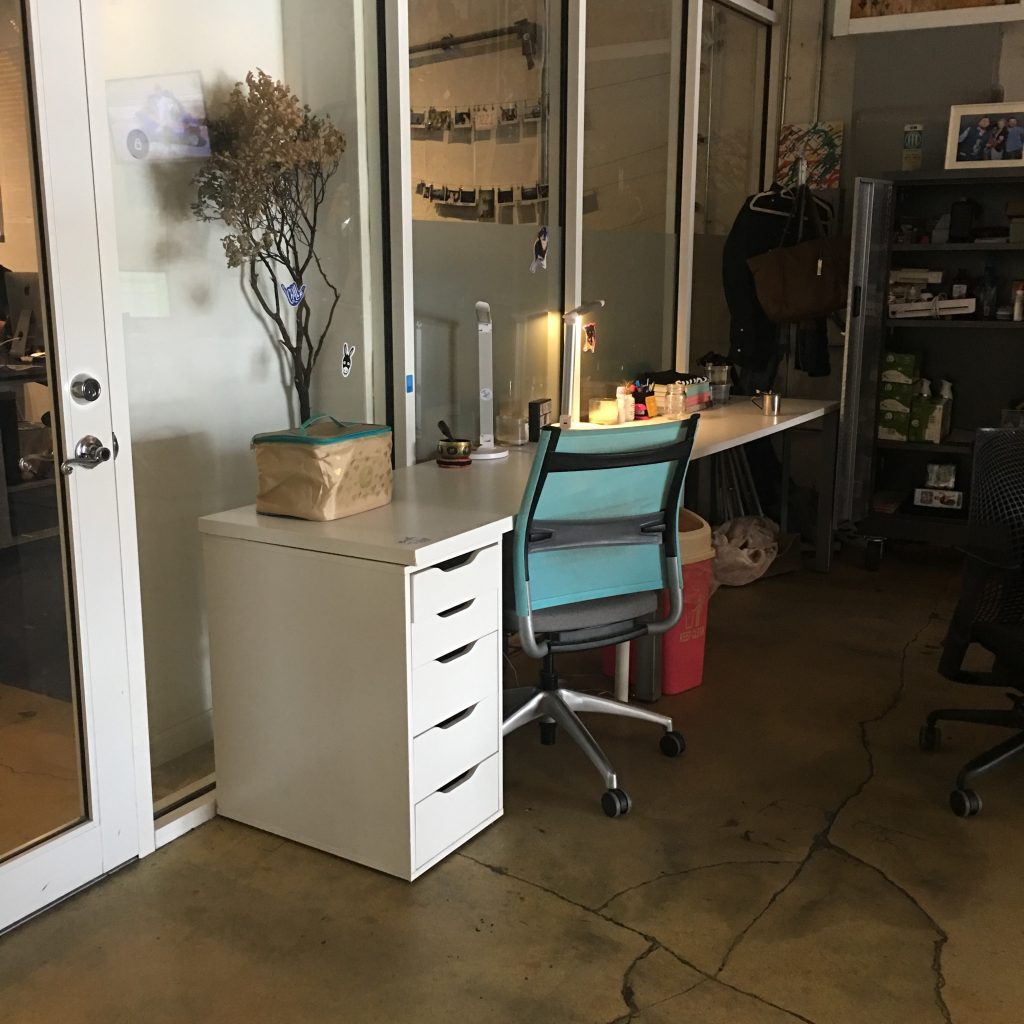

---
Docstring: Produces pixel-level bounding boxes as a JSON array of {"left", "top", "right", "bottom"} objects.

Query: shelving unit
[{"left": 838, "top": 171, "right": 1024, "bottom": 548}]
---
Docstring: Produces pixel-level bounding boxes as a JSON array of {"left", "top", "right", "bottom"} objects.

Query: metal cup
[{"left": 752, "top": 391, "right": 781, "bottom": 416}]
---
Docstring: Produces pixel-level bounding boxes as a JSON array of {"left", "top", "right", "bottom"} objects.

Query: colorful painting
[
  {"left": 836, "top": 0, "right": 1024, "bottom": 34},
  {"left": 776, "top": 122, "right": 843, "bottom": 191}
]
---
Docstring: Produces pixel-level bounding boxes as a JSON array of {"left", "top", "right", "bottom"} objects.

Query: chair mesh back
[{"left": 971, "top": 427, "right": 1024, "bottom": 623}]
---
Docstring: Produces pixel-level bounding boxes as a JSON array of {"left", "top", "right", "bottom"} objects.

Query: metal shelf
[
  {"left": 892, "top": 242, "right": 1024, "bottom": 252},
  {"left": 876, "top": 429, "right": 975, "bottom": 455},
  {"left": 887, "top": 318, "right": 1024, "bottom": 329}
]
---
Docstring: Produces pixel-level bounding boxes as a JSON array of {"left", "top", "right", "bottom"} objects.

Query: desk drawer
[
  {"left": 411, "top": 632, "right": 499, "bottom": 737},
  {"left": 415, "top": 753, "right": 501, "bottom": 869},
  {"left": 413, "top": 694, "right": 498, "bottom": 803},
  {"left": 411, "top": 544, "right": 500, "bottom": 623},
  {"left": 410, "top": 590, "right": 498, "bottom": 667}
]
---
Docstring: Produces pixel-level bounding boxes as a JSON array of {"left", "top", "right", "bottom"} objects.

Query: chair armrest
[{"left": 957, "top": 545, "right": 1021, "bottom": 573}]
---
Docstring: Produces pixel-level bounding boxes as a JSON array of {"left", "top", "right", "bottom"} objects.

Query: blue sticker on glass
[
  {"left": 281, "top": 282, "right": 306, "bottom": 307},
  {"left": 405, "top": 374, "right": 414, "bottom": 394}
]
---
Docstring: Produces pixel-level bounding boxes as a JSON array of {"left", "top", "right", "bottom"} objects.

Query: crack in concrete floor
[{"left": 466, "top": 609, "right": 953, "bottom": 1024}]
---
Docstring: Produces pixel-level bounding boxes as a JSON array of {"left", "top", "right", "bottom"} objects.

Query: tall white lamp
[
  {"left": 471, "top": 300, "right": 508, "bottom": 461},
  {"left": 559, "top": 299, "right": 605, "bottom": 429}
]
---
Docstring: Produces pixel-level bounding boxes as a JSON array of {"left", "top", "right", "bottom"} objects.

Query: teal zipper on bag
[{"left": 252, "top": 414, "right": 391, "bottom": 448}]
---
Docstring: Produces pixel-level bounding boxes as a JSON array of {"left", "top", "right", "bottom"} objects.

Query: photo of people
[{"left": 946, "top": 103, "right": 1024, "bottom": 168}]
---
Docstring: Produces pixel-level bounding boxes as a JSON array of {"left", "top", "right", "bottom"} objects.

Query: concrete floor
[{"left": 3, "top": 547, "right": 1023, "bottom": 1023}]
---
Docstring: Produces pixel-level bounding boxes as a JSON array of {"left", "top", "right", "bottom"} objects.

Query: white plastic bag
[{"left": 711, "top": 516, "right": 780, "bottom": 588}]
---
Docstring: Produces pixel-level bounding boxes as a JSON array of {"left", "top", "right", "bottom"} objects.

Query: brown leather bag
[{"left": 747, "top": 191, "right": 850, "bottom": 324}]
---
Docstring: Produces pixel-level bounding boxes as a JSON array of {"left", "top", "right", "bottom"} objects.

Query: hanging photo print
[
  {"left": 530, "top": 226, "right": 548, "bottom": 273},
  {"left": 523, "top": 99, "right": 543, "bottom": 122},
  {"left": 583, "top": 322, "right": 598, "bottom": 353},
  {"left": 473, "top": 105, "right": 496, "bottom": 130},
  {"left": 500, "top": 103, "right": 519, "bottom": 125},
  {"left": 453, "top": 108, "right": 472, "bottom": 129}
]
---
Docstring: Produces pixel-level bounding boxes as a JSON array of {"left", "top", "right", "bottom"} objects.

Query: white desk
[{"left": 199, "top": 397, "right": 838, "bottom": 879}]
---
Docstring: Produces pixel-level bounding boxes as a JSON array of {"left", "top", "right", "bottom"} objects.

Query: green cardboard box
[
  {"left": 909, "top": 397, "right": 944, "bottom": 444},
  {"left": 878, "top": 409, "right": 911, "bottom": 441},
  {"left": 882, "top": 352, "right": 921, "bottom": 385},
  {"left": 879, "top": 381, "right": 915, "bottom": 413}
]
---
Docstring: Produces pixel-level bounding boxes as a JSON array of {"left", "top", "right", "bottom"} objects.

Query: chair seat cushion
[
  {"left": 530, "top": 590, "right": 659, "bottom": 633},
  {"left": 974, "top": 621, "right": 1024, "bottom": 674}
]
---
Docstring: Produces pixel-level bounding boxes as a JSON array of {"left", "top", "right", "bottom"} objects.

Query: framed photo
[
  {"left": 835, "top": 0, "right": 1024, "bottom": 35},
  {"left": 945, "top": 102, "right": 1024, "bottom": 169}
]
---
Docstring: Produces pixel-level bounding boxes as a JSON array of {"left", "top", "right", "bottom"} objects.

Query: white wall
[{"left": 100, "top": 0, "right": 289, "bottom": 767}]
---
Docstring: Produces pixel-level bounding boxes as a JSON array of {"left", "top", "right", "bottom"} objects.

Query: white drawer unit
[
  {"left": 413, "top": 695, "right": 498, "bottom": 802},
  {"left": 411, "top": 544, "right": 501, "bottom": 621},
  {"left": 415, "top": 753, "right": 501, "bottom": 869},
  {"left": 411, "top": 632, "right": 498, "bottom": 736},
  {"left": 201, "top": 518, "right": 508, "bottom": 883},
  {"left": 410, "top": 590, "right": 499, "bottom": 667}
]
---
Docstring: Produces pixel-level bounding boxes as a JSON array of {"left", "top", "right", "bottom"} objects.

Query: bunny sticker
[{"left": 342, "top": 343, "right": 356, "bottom": 379}]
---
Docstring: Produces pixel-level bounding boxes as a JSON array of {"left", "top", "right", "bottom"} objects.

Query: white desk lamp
[
  {"left": 471, "top": 300, "right": 508, "bottom": 461},
  {"left": 559, "top": 299, "right": 605, "bottom": 429}
]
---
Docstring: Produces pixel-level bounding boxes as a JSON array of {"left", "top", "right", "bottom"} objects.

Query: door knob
[
  {"left": 70, "top": 375, "right": 102, "bottom": 403},
  {"left": 61, "top": 435, "right": 112, "bottom": 475}
]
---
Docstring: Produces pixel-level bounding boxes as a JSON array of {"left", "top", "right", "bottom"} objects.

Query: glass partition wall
[
  {"left": 687, "top": 1, "right": 771, "bottom": 370},
  {"left": 389, "top": 0, "right": 777, "bottom": 458},
  {"left": 96, "top": 0, "right": 376, "bottom": 813},
  {"left": 579, "top": 0, "right": 684, "bottom": 411},
  {"left": 407, "top": 1, "right": 563, "bottom": 462}
]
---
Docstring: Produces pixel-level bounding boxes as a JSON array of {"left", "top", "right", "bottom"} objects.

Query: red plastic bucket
[
  {"left": 599, "top": 510, "right": 714, "bottom": 692},
  {"left": 660, "top": 556, "right": 714, "bottom": 694}
]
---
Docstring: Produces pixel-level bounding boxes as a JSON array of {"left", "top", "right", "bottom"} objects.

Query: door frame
[{"left": 0, "top": 0, "right": 151, "bottom": 931}]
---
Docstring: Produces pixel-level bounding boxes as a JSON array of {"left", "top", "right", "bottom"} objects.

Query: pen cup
[{"left": 752, "top": 391, "right": 781, "bottom": 416}]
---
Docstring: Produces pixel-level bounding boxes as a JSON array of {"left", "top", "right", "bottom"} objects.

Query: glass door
[{"left": 0, "top": 0, "right": 144, "bottom": 931}]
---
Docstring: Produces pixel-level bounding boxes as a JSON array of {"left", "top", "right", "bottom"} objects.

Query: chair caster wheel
[
  {"left": 540, "top": 720, "right": 557, "bottom": 745},
  {"left": 919, "top": 724, "right": 941, "bottom": 752},
  {"left": 601, "top": 788, "right": 632, "bottom": 818},
  {"left": 660, "top": 730, "right": 686, "bottom": 757},
  {"left": 949, "top": 788, "right": 981, "bottom": 818}
]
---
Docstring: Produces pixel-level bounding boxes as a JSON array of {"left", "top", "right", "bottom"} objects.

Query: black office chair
[{"left": 920, "top": 426, "right": 1024, "bottom": 817}]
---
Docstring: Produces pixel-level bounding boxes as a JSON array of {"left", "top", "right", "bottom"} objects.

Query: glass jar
[{"left": 667, "top": 382, "right": 684, "bottom": 420}]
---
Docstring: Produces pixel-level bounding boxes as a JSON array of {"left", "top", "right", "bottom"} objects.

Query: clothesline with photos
[
  {"left": 411, "top": 98, "right": 545, "bottom": 133},
  {"left": 414, "top": 180, "right": 549, "bottom": 217}
]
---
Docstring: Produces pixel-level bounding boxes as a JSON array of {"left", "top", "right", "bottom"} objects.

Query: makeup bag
[{"left": 252, "top": 416, "right": 393, "bottom": 522}]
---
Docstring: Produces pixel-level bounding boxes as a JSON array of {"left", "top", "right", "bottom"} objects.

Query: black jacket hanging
[{"left": 721, "top": 185, "right": 832, "bottom": 378}]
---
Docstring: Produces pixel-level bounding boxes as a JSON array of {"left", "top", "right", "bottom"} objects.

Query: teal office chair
[{"left": 503, "top": 417, "right": 699, "bottom": 817}]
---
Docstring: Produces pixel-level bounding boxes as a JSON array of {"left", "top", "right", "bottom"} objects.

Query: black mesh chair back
[{"left": 969, "top": 427, "right": 1024, "bottom": 625}]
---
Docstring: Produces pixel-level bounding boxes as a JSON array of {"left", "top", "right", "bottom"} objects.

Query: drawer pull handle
[
  {"left": 439, "top": 764, "right": 479, "bottom": 793},
  {"left": 437, "top": 640, "right": 478, "bottom": 664},
  {"left": 436, "top": 549, "right": 480, "bottom": 573},
  {"left": 436, "top": 703, "right": 478, "bottom": 730},
  {"left": 438, "top": 598, "right": 474, "bottom": 618}
]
